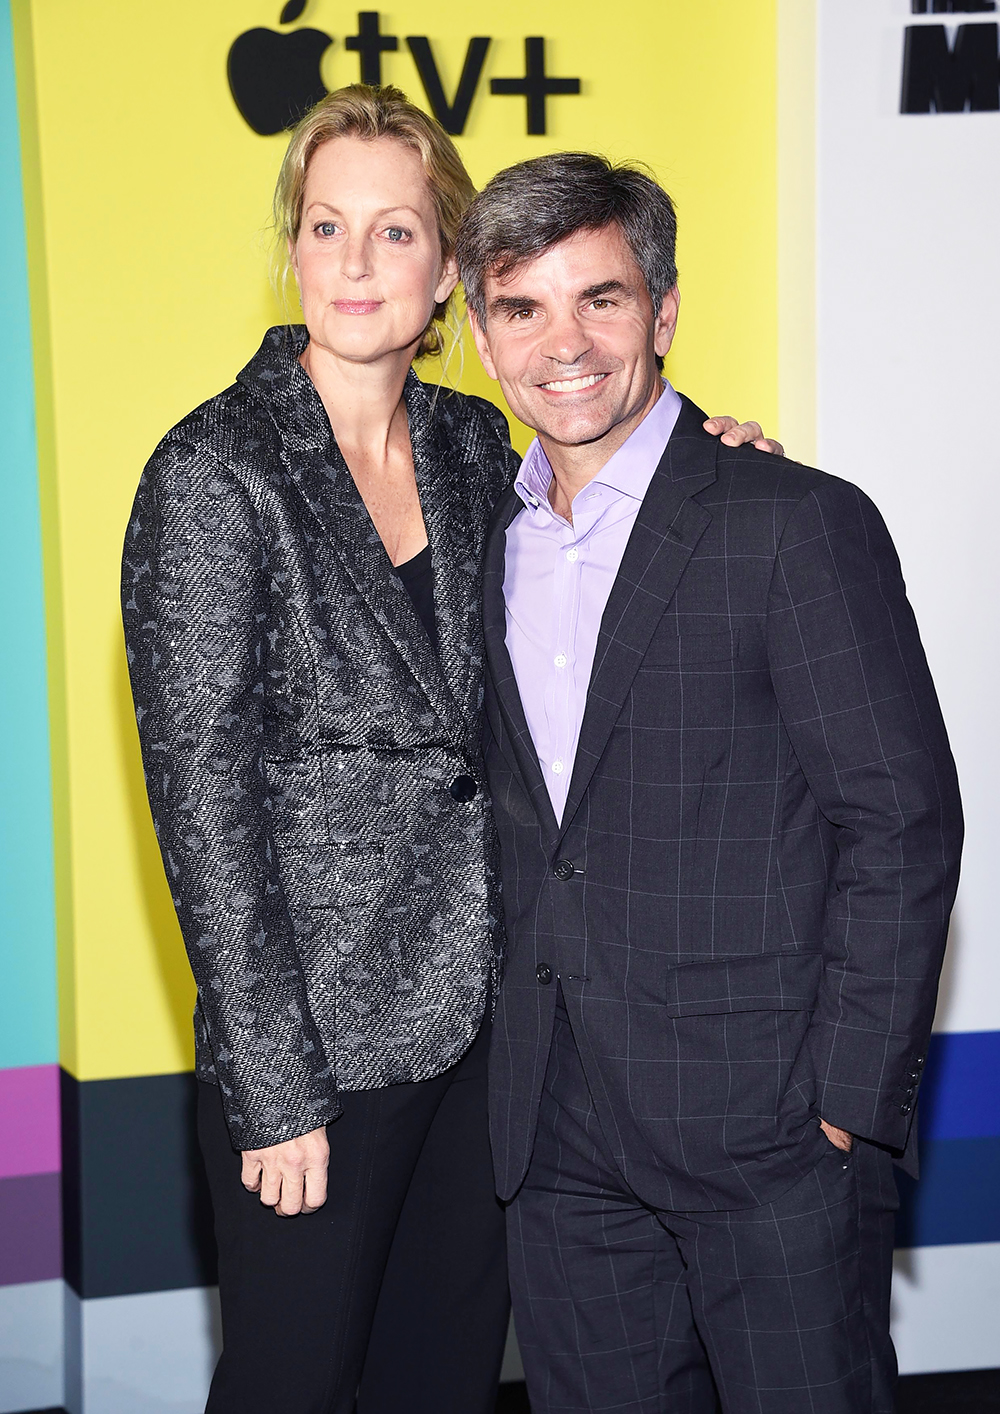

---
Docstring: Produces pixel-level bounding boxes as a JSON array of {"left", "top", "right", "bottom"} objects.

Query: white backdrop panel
[{"left": 816, "top": 0, "right": 1000, "bottom": 1035}]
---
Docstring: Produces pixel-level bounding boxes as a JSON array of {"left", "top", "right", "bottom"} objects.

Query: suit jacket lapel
[
  {"left": 483, "top": 488, "right": 561, "bottom": 845},
  {"left": 557, "top": 398, "right": 718, "bottom": 837},
  {"left": 240, "top": 330, "right": 464, "bottom": 740}
]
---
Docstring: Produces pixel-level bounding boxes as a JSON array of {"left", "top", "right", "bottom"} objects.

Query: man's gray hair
[{"left": 456, "top": 152, "right": 678, "bottom": 324}]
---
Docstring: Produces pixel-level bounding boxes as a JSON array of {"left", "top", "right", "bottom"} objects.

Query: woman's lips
[{"left": 332, "top": 300, "right": 383, "bottom": 315}]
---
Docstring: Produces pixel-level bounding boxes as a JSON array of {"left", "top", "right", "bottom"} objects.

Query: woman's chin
[{"left": 305, "top": 322, "right": 425, "bottom": 368}]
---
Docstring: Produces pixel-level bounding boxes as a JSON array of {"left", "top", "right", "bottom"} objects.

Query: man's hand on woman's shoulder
[
  {"left": 241, "top": 1126, "right": 330, "bottom": 1217},
  {"left": 705, "top": 416, "right": 784, "bottom": 456}
]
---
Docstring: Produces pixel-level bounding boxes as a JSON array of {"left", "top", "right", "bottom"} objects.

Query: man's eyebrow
[
  {"left": 579, "top": 279, "right": 634, "bottom": 300},
  {"left": 488, "top": 294, "right": 542, "bottom": 314}
]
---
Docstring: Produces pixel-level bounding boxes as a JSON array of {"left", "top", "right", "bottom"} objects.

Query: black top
[{"left": 394, "top": 543, "right": 438, "bottom": 651}]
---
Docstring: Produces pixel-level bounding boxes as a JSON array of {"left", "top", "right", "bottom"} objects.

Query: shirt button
[
  {"left": 551, "top": 759, "right": 564, "bottom": 774},
  {"left": 554, "top": 654, "right": 567, "bottom": 668},
  {"left": 566, "top": 548, "right": 579, "bottom": 562}
]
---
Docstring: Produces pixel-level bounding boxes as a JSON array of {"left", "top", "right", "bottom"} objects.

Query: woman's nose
[{"left": 341, "top": 237, "right": 371, "bottom": 280}]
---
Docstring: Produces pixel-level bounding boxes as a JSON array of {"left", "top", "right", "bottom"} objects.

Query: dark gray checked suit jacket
[
  {"left": 122, "top": 326, "right": 515, "bottom": 1151},
  {"left": 483, "top": 395, "right": 963, "bottom": 1212}
]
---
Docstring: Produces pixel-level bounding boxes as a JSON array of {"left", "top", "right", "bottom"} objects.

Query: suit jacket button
[
  {"left": 553, "top": 859, "right": 576, "bottom": 881},
  {"left": 900, "top": 1103, "right": 912, "bottom": 1115},
  {"left": 536, "top": 964, "right": 553, "bottom": 985},
  {"left": 449, "top": 774, "right": 478, "bottom": 803}
]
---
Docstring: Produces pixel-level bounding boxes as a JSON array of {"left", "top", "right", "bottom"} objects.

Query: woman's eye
[
  {"left": 384, "top": 226, "right": 409, "bottom": 242},
  {"left": 316, "top": 222, "right": 338, "bottom": 237}
]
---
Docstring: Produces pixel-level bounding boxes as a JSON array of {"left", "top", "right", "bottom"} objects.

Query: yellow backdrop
[{"left": 13, "top": 0, "right": 783, "bottom": 1079}]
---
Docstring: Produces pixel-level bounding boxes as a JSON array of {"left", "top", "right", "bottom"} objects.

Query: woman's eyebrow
[{"left": 303, "top": 202, "right": 423, "bottom": 219}]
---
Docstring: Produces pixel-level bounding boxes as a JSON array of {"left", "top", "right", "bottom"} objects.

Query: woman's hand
[
  {"left": 704, "top": 416, "right": 784, "bottom": 456},
  {"left": 241, "top": 1126, "right": 330, "bottom": 1216}
]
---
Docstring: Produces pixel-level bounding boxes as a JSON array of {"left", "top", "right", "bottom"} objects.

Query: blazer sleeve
[
  {"left": 121, "top": 434, "right": 339, "bottom": 1150},
  {"left": 765, "top": 476, "right": 963, "bottom": 1151}
]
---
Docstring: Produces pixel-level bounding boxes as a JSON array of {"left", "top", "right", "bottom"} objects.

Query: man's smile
[{"left": 536, "top": 372, "right": 611, "bottom": 393}]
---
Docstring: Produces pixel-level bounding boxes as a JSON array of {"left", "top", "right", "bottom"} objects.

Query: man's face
[{"left": 470, "top": 224, "right": 678, "bottom": 453}]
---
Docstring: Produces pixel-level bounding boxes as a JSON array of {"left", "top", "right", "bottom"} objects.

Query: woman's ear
[{"left": 435, "top": 255, "right": 460, "bottom": 305}]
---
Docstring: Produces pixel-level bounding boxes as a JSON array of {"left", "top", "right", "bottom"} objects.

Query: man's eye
[
  {"left": 591, "top": 298, "right": 612, "bottom": 309},
  {"left": 512, "top": 308, "right": 534, "bottom": 320}
]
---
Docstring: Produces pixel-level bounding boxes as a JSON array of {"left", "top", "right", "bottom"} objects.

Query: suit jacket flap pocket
[{"left": 664, "top": 950, "right": 822, "bottom": 1017}]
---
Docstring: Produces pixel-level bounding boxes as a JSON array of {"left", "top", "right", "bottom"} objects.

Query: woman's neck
[{"left": 299, "top": 338, "right": 415, "bottom": 463}]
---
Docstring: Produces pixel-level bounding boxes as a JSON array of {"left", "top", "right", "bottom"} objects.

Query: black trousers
[
  {"left": 507, "top": 998, "right": 899, "bottom": 1414},
  {"left": 198, "top": 1018, "right": 509, "bottom": 1414}
]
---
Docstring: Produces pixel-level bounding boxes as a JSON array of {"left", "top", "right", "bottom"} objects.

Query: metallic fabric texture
[{"left": 122, "top": 326, "right": 517, "bottom": 1150}]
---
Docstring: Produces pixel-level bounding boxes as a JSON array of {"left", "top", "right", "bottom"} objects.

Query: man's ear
[
  {"left": 653, "top": 285, "right": 680, "bottom": 360},
  {"left": 468, "top": 309, "right": 499, "bottom": 381},
  {"left": 435, "top": 255, "right": 460, "bottom": 305}
]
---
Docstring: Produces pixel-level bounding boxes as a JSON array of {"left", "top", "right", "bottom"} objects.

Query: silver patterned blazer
[{"left": 122, "top": 326, "right": 519, "bottom": 1150}]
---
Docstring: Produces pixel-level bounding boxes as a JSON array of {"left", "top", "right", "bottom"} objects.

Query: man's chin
[{"left": 529, "top": 412, "right": 621, "bottom": 448}]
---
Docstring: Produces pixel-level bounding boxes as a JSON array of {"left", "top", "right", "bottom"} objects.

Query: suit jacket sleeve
[
  {"left": 121, "top": 435, "right": 339, "bottom": 1150},
  {"left": 765, "top": 476, "right": 962, "bottom": 1151}
]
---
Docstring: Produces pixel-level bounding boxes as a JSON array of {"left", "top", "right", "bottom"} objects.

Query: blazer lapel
[
  {"left": 483, "top": 488, "right": 561, "bottom": 845},
  {"left": 407, "top": 380, "right": 483, "bottom": 730},
  {"left": 240, "top": 330, "right": 463, "bottom": 740},
  {"left": 557, "top": 398, "right": 718, "bottom": 837}
]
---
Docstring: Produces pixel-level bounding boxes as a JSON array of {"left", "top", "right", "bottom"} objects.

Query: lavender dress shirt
[{"left": 503, "top": 381, "right": 683, "bottom": 821}]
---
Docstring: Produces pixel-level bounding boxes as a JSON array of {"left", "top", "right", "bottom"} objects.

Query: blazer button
[
  {"left": 536, "top": 964, "right": 553, "bottom": 985},
  {"left": 449, "top": 775, "right": 479, "bottom": 803},
  {"left": 553, "top": 859, "right": 576, "bottom": 881},
  {"left": 900, "top": 1103, "right": 912, "bottom": 1115}
]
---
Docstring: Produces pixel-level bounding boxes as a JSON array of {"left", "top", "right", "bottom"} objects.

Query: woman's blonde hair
[{"left": 273, "top": 84, "right": 476, "bottom": 359}]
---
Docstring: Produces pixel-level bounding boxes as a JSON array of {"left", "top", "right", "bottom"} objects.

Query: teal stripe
[{"left": 0, "top": 0, "right": 56, "bottom": 1068}]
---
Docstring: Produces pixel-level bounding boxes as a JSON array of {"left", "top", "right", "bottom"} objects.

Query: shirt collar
[{"left": 513, "top": 378, "right": 683, "bottom": 515}]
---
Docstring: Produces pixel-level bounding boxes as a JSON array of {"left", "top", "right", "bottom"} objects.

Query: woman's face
[{"left": 292, "top": 135, "right": 457, "bottom": 366}]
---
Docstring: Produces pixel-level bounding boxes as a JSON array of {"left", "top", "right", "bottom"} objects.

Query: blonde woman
[{"left": 122, "top": 85, "right": 777, "bottom": 1413}]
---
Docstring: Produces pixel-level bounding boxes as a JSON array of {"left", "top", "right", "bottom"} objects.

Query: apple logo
[{"left": 228, "top": 0, "right": 333, "bottom": 135}]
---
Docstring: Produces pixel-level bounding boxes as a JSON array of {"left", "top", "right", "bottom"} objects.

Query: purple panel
[
  {"left": 0, "top": 1172, "right": 62, "bottom": 1285},
  {"left": 0, "top": 1064, "right": 60, "bottom": 1177}
]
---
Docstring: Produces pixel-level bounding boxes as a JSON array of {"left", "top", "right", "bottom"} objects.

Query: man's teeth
[{"left": 541, "top": 373, "right": 606, "bottom": 392}]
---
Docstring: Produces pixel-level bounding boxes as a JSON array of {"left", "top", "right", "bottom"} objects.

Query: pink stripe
[{"left": 0, "top": 1065, "right": 60, "bottom": 1178}]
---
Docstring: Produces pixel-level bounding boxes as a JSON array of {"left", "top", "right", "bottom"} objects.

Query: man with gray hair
[{"left": 457, "top": 154, "right": 962, "bottom": 1413}]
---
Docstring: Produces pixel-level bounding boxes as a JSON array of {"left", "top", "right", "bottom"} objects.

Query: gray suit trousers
[{"left": 506, "top": 995, "right": 899, "bottom": 1414}]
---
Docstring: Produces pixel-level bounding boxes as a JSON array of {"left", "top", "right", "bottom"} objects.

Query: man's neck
[{"left": 541, "top": 379, "right": 663, "bottom": 524}]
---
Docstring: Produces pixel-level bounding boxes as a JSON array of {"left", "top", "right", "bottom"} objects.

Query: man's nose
[{"left": 540, "top": 310, "right": 593, "bottom": 367}]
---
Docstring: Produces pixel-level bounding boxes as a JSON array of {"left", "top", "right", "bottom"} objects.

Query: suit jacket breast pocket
[{"left": 641, "top": 628, "right": 740, "bottom": 670}]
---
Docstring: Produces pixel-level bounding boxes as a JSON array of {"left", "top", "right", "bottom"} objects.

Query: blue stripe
[
  {"left": 896, "top": 1136, "right": 1000, "bottom": 1248},
  {"left": 919, "top": 1031, "right": 1000, "bottom": 1141},
  {"left": 0, "top": 0, "right": 56, "bottom": 1069}
]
